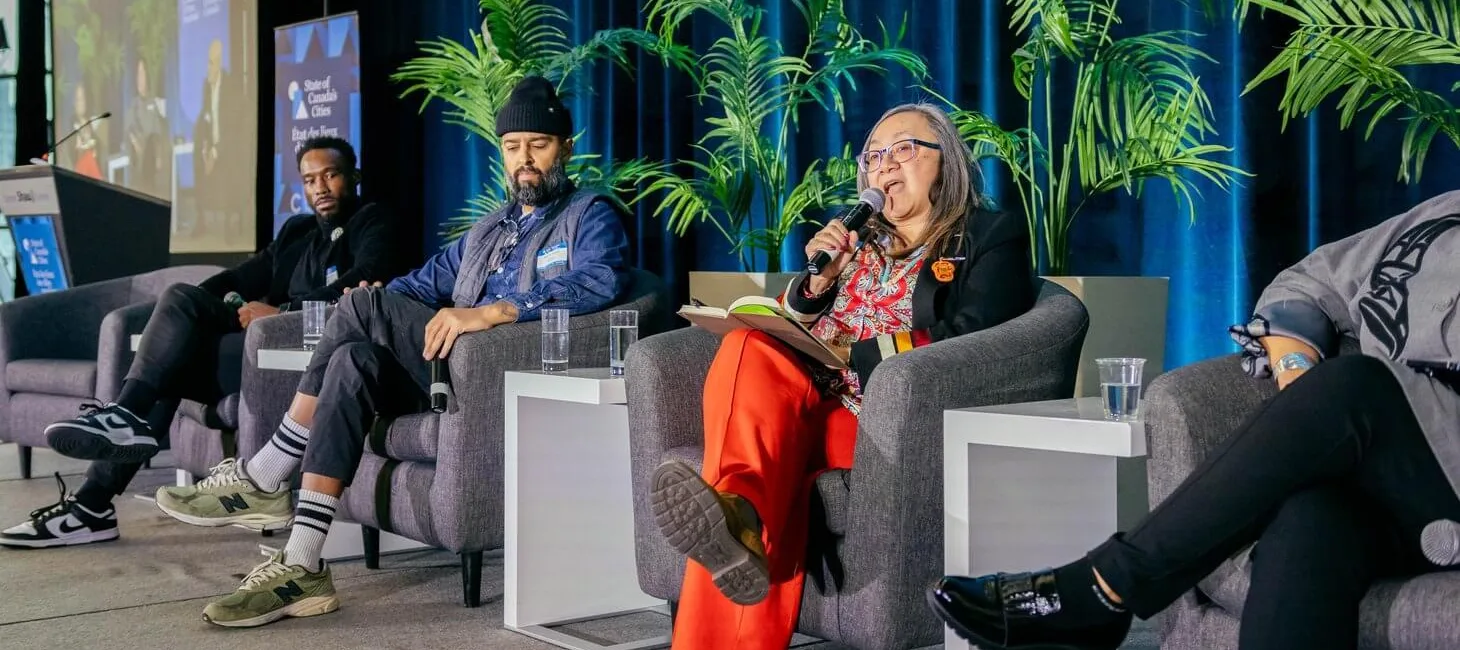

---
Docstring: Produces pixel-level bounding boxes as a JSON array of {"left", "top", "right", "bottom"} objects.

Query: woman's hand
[{"left": 804, "top": 221, "right": 859, "bottom": 294}]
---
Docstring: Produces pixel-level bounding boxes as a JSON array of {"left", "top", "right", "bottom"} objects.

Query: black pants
[
  {"left": 1090, "top": 354, "right": 1460, "bottom": 650},
  {"left": 76, "top": 284, "right": 244, "bottom": 503},
  {"left": 295, "top": 288, "right": 435, "bottom": 484}
]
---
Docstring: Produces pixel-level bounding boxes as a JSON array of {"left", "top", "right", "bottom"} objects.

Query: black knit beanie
[{"left": 495, "top": 75, "right": 573, "bottom": 138}]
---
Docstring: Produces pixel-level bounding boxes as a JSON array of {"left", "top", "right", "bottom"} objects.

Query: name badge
[
  {"left": 536, "top": 242, "right": 568, "bottom": 271},
  {"left": 326, "top": 265, "right": 339, "bottom": 285}
]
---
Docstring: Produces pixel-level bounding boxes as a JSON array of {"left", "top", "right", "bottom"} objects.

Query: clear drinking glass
[
  {"left": 302, "top": 301, "right": 327, "bottom": 350},
  {"left": 541, "top": 308, "right": 570, "bottom": 372},
  {"left": 609, "top": 309, "right": 639, "bottom": 377},
  {"left": 1097, "top": 357, "right": 1147, "bottom": 421}
]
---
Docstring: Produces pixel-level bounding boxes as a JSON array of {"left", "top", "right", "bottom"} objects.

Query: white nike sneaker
[{"left": 0, "top": 474, "right": 120, "bottom": 549}]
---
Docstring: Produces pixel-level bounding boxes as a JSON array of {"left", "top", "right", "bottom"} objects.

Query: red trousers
[{"left": 671, "top": 329, "right": 858, "bottom": 649}]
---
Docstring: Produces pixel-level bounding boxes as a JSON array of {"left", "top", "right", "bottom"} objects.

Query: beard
[{"left": 510, "top": 161, "right": 571, "bottom": 207}]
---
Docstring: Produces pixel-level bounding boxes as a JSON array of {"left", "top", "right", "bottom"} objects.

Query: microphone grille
[{"left": 859, "top": 187, "right": 886, "bottom": 212}]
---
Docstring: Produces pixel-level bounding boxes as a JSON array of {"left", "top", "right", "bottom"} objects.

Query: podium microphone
[
  {"left": 429, "top": 358, "right": 450, "bottom": 413},
  {"left": 806, "top": 187, "right": 885, "bottom": 276},
  {"left": 35, "top": 112, "right": 112, "bottom": 164}
]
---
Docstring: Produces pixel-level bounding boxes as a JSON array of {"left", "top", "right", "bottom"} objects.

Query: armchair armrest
[
  {"left": 430, "top": 320, "right": 574, "bottom": 551},
  {"left": 1143, "top": 353, "right": 1275, "bottom": 508},
  {"left": 0, "top": 277, "right": 135, "bottom": 364},
  {"left": 95, "top": 300, "right": 157, "bottom": 401},
  {"left": 839, "top": 294, "right": 1087, "bottom": 648},
  {"left": 625, "top": 327, "right": 720, "bottom": 460},
  {"left": 237, "top": 312, "right": 306, "bottom": 458}
]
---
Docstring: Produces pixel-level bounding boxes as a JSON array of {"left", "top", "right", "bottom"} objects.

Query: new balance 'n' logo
[
  {"left": 218, "top": 494, "right": 250, "bottom": 513},
  {"left": 273, "top": 580, "right": 305, "bottom": 603}
]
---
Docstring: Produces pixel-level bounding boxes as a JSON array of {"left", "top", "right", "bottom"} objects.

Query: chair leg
[
  {"left": 18, "top": 446, "right": 31, "bottom": 480},
  {"left": 461, "top": 551, "right": 483, "bottom": 608},
  {"left": 260, "top": 529, "right": 274, "bottom": 538},
  {"left": 361, "top": 526, "right": 381, "bottom": 570},
  {"left": 143, "top": 458, "right": 152, "bottom": 469},
  {"left": 669, "top": 600, "right": 679, "bottom": 625}
]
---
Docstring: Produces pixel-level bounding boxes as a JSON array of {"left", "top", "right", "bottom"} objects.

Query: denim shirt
[{"left": 385, "top": 200, "right": 630, "bottom": 321}]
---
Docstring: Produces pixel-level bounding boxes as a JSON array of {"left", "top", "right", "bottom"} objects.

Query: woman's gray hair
[{"left": 857, "top": 102, "right": 985, "bottom": 258}]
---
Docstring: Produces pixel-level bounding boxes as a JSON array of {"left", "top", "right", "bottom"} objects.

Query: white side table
[
  {"left": 942, "top": 397, "right": 1149, "bottom": 650},
  {"left": 257, "top": 347, "right": 313, "bottom": 372},
  {"left": 504, "top": 369, "right": 669, "bottom": 650}
]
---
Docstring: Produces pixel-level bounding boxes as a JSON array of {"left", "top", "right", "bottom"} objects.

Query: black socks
[{"left": 1049, "top": 558, "right": 1129, "bottom": 629}]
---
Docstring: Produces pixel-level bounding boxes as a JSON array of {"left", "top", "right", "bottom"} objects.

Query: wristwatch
[{"left": 1275, "top": 352, "right": 1315, "bottom": 374}]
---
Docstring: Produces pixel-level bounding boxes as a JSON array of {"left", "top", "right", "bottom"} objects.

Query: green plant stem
[{"left": 1043, "top": 62, "right": 1061, "bottom": 274}]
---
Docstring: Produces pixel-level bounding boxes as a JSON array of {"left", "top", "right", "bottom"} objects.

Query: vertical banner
[{"left": 273, "top": 13, "right": 361, "bottom": 234}]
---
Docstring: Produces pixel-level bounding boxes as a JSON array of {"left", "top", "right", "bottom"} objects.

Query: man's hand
[
  {"left": 422, "top": 303, "right": 519, "bottom": 360},
  {"left": 342, "top": 280, "right": 384, "bottom": 295},
  {"left": 237, "top": 301, "right": 279, "bottom": 328}
]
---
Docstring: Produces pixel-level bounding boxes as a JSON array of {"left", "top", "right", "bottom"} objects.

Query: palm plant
[
  {"left": 392, "top": 0, "right": 697, "bottom": 243},
  {"left": 637, "top": 0, "right": 928, "bottom": 272},
  {"left": 948, "top": 0, "right": 1248, "bottom": 275},
  {"left": 1237, "top": 0, "right": 1460, "bottom": 183}
]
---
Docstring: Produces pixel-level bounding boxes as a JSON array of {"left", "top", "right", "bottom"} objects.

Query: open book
[{"left": 678, "top": 295, "right": 847, "bottom": 368}]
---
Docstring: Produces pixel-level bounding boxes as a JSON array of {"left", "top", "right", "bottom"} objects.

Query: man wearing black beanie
[{"left": 150, "top": 75, "right": 634, "bottom": 628}]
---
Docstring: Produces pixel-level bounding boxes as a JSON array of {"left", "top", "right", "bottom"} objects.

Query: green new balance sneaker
[
  {"left": 203, "top": 551, "right": 338, "bottom": 628},
  {"left": 155, "top": 458, "right": 293, "bottom": 530}
]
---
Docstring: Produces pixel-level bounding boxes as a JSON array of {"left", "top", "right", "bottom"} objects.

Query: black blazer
[
  {"left": 199, "top": 201, "right": 406, "bottom": 311},
  {"left": 784, "top": 208, "right": 1037, "bottom": 388}
]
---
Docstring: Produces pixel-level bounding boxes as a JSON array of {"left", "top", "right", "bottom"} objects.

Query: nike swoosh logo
[
  {"left": 100, "top": 414, "right": 130, "bottom": 430},
  {"left": 57, "top": 519, "right": 88, "bottom": 535}
]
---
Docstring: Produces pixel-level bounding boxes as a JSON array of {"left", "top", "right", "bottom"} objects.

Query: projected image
[
  {"left": 173, "top": 0, "right": 258, "bottom": 253},
  {"left": 273, "top": 13, "right": 360, "bottom": 234},
  {"left": 52, "top": 0, "right": 258, "bottom": 254}
]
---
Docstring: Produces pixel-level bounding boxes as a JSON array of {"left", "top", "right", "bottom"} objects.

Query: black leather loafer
[{"left": 926, "top": 571, "right": 1130, "bottom": 650}]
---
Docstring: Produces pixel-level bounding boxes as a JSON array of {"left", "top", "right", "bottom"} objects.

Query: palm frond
[
  {"left": 1239, "top": 0, "right": 1460, "bottom": 181},
  {"left": 393, "top": 32, "right": 517, "bottom": 145},
  {"left": 542, "top": 28, "right": 701, "bottom": 89},
  {"left": 641, "top": 0, "right": 928, "bottom": 269},
  {"left": 1072, "top": 31, "right": 1220, "bottom": 190},
  {"left": 479, "top": 0, "right": 570, "bottom": 67}
]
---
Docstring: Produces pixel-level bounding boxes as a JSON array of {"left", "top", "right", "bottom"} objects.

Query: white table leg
[
  {"left": 176, "top": 469, "right": 194, "bottom": 486},
  {"left": 504, "top": 394, "right": 669, "bottom": 650},
  {"left": 944, "top": 441, "right": 1146, "bottom": 649}
]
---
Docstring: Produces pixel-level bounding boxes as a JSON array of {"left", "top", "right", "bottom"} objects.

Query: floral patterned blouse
[{"left": 808, "top": 244, "right": 927, "bottom": 413}]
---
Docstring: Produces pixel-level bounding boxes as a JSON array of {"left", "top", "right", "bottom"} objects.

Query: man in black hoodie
[{"left": 0, "top": 136, "right": 408, "bottom": 549}]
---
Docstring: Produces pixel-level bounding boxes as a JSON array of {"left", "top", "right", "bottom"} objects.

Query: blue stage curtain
[{"left": 415, "top": 0, "right": 1460, "bottom": 369}]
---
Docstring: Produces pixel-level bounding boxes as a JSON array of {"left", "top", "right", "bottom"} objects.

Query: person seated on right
[
  {"left": 927, "top": 190, "right": 1460, "bottom": 650},
  {"left": 647, "top": 102, "right": 1037, "bottom": 649}
]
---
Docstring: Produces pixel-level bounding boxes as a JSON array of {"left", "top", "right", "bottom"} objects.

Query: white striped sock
[
  {"left": 244, "top": 415, "right": 310, "bottom": 492},
  {"left": 284, "top": 490, "right": 338, "bottom": 571}
]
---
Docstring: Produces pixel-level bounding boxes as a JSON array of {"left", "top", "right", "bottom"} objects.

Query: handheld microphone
[
  {"left": 37, "top": 112, "right": 112, "bottom": 163},
  {"left": 429, "top": 358, "right": 450, "bottom": 413},
  {"left": 223, "top": 291, "right": 246, "bottom": 309},
  {"left": 806, "top": 188, "right": 885, "bottom": 276}
]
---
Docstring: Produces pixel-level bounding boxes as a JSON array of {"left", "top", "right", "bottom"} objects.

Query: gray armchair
[
  {"left": 1146, "top": 352, "right": 1460, "bottom": 650},
  {"left": 625, "top": 280, "right": 1090, "bottom": 649},
  {"left": 0, "top": 265, "right": 223, "bottom": 478},
  {"left": 237, "top": 269, "right": 673, "bottom": 607}
]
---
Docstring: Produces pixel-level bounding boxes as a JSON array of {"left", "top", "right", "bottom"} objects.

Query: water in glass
[{"left": 609, "top": 325, "right": 638, "bottom": 376}]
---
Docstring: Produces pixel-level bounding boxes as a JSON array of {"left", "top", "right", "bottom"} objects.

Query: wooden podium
[{"left": 0, "top": 164, "right": 171, "bottom": 296}]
